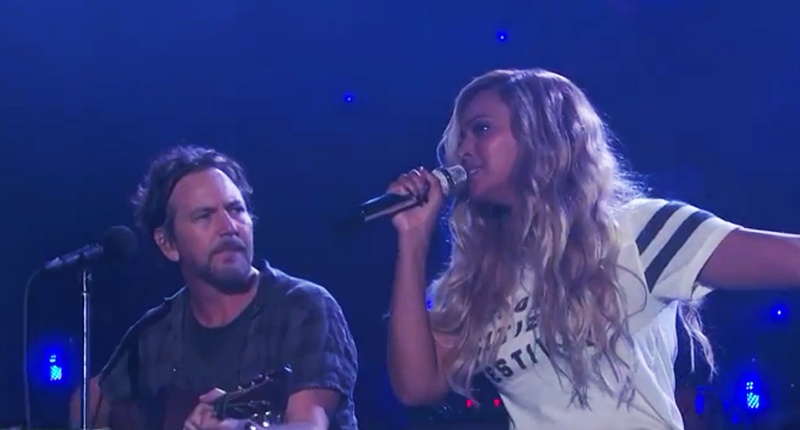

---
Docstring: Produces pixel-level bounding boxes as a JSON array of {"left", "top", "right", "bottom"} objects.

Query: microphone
[
  {"left": 338, "top": 165, "right": 467, "bottom": 229},
  {"left": 42, "top": 225, "right": 139, "bottom": 273}
]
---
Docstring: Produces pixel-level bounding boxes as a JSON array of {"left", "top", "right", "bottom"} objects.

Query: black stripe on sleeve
[
  {"left": 635, "top": 201, "right": 685, "bottom": 256},
  {"left": 643, "top": 209, "right": 714, "bottom": 291}
]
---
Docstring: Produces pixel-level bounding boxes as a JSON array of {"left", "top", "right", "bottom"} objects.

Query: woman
[{"left": 386, "top": 68, "right": 800, "bottom": 429}]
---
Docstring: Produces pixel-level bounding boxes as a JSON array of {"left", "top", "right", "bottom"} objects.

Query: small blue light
[
  {"left": 772, "top": 304, "right": 788, "bottom": 319},
  {"left": 28, "top": 335, "right": 75, "bottom": 388},
  {"left": 343, "top": 93, "right": 354, "bottom": 103},
  {"left": 495, "top": 30, "right": 509, "bottom": 42},
  {"left": 743, "top": 379, "right": 762, "bottom": 410},
  {"left": 47, "top": 353, "right": 63, "bottom": 383},
  {"left": 695, "top": 391, "right": 705, "bottom": 414},
  {"left": 746, "top": 391, "right": 760, "bottom": 409},
  {"left": 50, "top": 365, "right": 63, "bottom": 381},
  {"left": 426, "top": 299, "right": 433, "bottom": 310}
]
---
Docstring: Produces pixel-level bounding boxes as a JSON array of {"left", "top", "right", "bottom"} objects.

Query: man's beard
[{"left": 198, "top": 254, "right": 253, "bottom": 294}]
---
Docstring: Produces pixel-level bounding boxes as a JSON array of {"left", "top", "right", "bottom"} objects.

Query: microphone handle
[
  {"left": 335, "top": 165, "right": 466, "bottom": 232},
  {"left": 359, "top": 192, "right": 419, "bottom": 222},
  {"left": 43, "top": 243, "right": 103, "bottom": 272}
]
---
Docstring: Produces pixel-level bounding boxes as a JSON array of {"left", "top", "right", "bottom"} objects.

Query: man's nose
[{"left": 217, "top": 211, "right": 239, "bottom": 235}]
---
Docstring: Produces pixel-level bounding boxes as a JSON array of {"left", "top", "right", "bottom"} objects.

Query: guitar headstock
[{"left": 212, "top": 364, "right": 293, "bottom": 424}]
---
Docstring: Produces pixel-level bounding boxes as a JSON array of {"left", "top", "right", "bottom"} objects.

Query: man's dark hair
[{"left": 131, "top": 145, "right": 254, "bottom": 239}]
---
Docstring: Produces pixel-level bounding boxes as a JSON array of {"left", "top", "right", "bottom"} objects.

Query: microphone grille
[
  {"left": 433, "top": 165, "right": 468, "bottom": 196},
  {"left": 102, "top": 225, "right": 139, "bottom": 260}
]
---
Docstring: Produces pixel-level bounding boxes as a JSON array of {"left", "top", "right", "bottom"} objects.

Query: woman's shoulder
[{"left": 615, "top": 197, "right": 696, "bottom": 236}]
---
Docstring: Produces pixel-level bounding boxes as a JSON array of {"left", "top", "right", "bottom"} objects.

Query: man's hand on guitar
[
  {"left": 183, "top": 388, "right": 249, "bottom": 430},
  {"left": 180, "top": 368, "right": 330, "bottom": 430}
]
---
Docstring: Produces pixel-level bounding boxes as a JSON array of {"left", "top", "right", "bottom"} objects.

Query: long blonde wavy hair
[{"left": 428, "top": 68, "right": 714, "bottom": 406}]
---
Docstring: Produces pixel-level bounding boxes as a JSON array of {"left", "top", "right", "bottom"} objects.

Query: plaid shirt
[{"left": 98, "top": 260, "right": 359, "bottom": 430}]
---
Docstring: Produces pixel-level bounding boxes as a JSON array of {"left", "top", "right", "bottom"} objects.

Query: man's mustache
[{"left": 211, "top": 238, "right": 247, "bottom": 255}]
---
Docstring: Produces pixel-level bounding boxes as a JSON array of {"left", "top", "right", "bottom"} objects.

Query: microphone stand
[{"left": 79, "top": 264, "right": 92, "bottom": 430}]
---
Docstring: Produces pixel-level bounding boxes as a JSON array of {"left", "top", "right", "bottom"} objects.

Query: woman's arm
[
  {"left": 700, "top": 228, "right": 800, "bottom": 288},
  {"left": 387, "top": 235, "right": 453, "bottom": 406}
]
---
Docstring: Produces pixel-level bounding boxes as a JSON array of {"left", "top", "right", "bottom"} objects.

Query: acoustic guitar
[{"left": 110, "top": 365, "right": 293, "bottom": 430}]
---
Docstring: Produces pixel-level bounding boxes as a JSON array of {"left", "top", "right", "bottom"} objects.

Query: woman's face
[{"left": 457, "top": 89, "right": 520, "bottom": 207}]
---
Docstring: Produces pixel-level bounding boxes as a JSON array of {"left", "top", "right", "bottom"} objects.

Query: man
[{"left": 69, "top": 146, "right": 358, "bottom": 430}]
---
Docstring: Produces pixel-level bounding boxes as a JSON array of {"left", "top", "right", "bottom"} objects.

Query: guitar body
[{"left": 107, "top": 365, "right": 292, "bottom": 430}]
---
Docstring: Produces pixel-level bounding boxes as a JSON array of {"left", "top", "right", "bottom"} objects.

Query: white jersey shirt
[{"left": 479, "top": 198, "right": 739, "bottom": 430}]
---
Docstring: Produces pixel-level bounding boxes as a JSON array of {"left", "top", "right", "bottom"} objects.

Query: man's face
[{"left": 155, "top": 168, "right": 255, "bottom": 294}]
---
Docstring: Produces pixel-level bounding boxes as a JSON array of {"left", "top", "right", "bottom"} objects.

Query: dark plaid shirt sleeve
[
  {"left": 97, "top": 302, "right": 169, "bottom": 404},
  {"left": 280, "top": 282, "right": 358, "bottom": 399},
  {"left": 97, "top": 325, "right": 138, "bottom": 403}
]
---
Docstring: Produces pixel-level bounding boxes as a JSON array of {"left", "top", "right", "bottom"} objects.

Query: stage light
[
  {"left": 772, "top": 303, "right": 788, "bottom": 319},
  {"left": 495, "top": 30, "right": 508, "bottom": 42},
  {"left": 426, "top": 298, "right": 432, "bottom": 310},
  {"left": 27, "top": 335, "right": 74, "bottom": 389},
  {"left": 48, "top": 354, "right": 63, "bottom": 382},
  {"left": 42, "top": 347, "right": 68, "bottom": 386},
  {"left": 746, "top": 391, "right": 760, "bottom": 409},
  {"left": 743, "top": 379, "right": 762, "bottom": 411},
  {"left": 343, "top": 92, "right": 354, "bottom": 103},
  {"left": 695, "top": 392, "right": 704, "bottom": 414},
  {"left": 465, "top": 399, "right": 474, "bottom": 408},
  {"left": 493, "top": 397, "right": 501, "bottom": 407}
]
